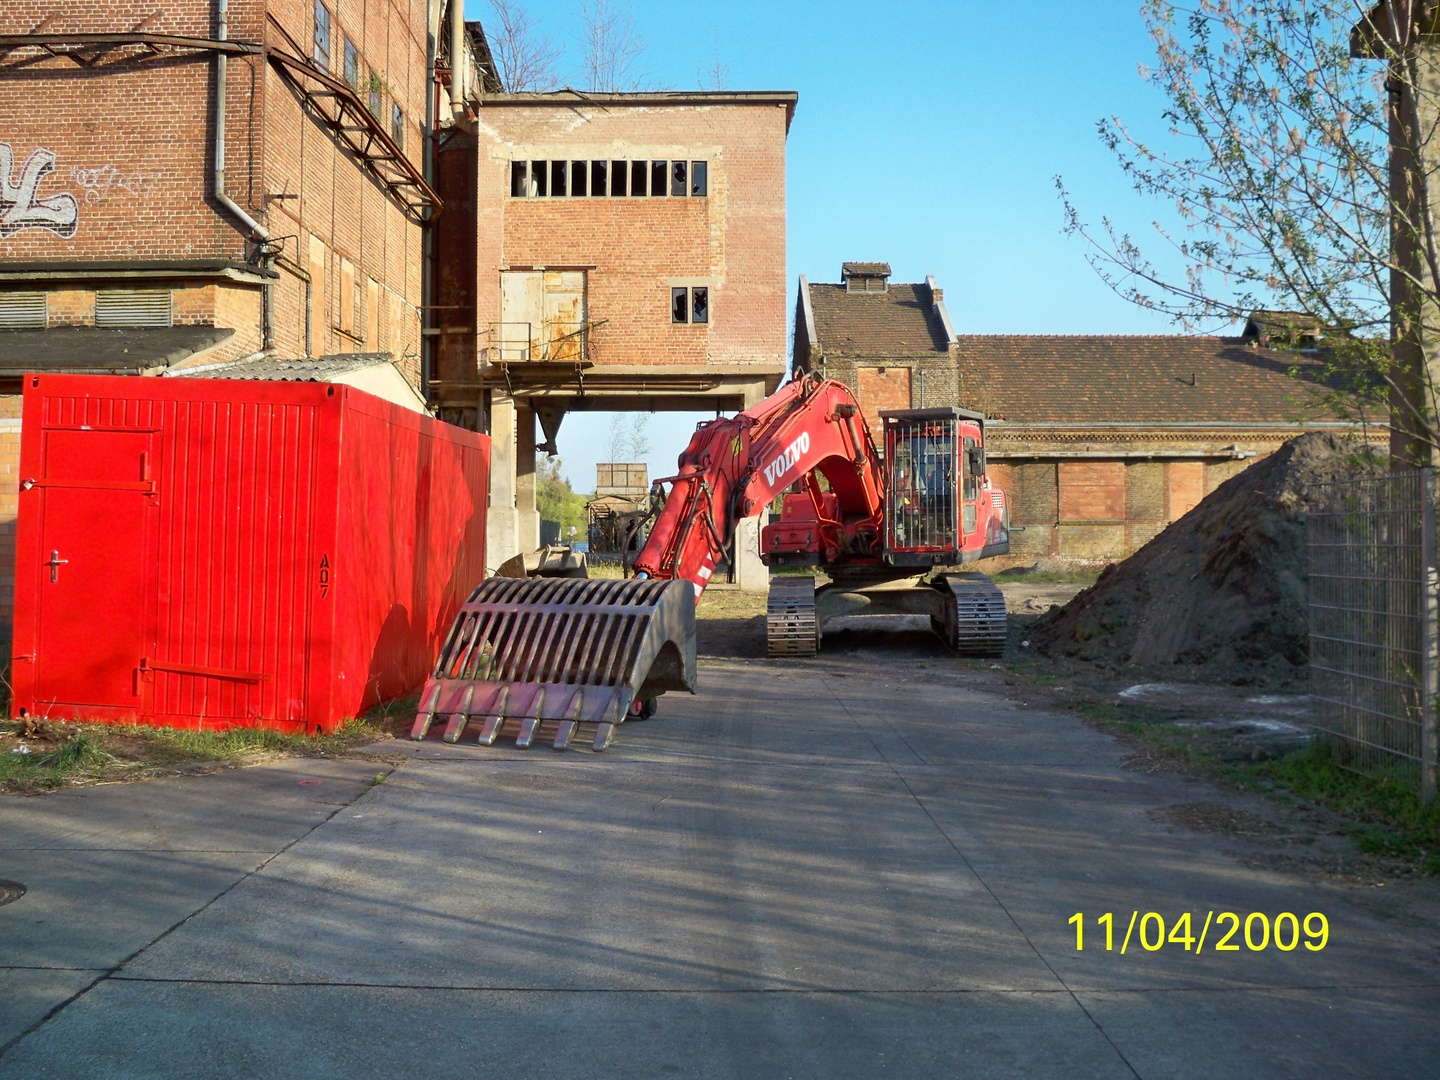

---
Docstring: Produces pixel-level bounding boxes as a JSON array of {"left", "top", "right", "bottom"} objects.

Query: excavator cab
[{"left": 882, "top": 407, "right": 990, "bottom": 565}]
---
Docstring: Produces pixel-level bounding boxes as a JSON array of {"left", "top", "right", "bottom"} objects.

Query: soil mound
[{"left": 1029, "top": 433, "right": 1380, "bottom": 686}]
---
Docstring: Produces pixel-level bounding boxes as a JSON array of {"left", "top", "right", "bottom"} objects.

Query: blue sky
[{"left": 466, "top": 0, "right": 1192, "bottom": 489}]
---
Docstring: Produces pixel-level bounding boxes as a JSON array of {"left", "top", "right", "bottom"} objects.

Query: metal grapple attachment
[{"left": 411, "top": 577, "right": 697, "bottom": 752}]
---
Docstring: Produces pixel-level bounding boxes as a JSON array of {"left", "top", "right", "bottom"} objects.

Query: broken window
[
  {"left": 313, "top": 1, "right": 331, "bottom": 69},
  {"left": 671, "top": 160, "right": 687, "bottom": 196},
  {"left": 691, "top": 161, "right": 707, "bottom": 196},
  {"left": 651, "top": 160, "right": 668, "bottom": 196},
  {"left": 631, "top": 160, "right": 648, "bottom": 196},
  {"left": 391, "top": 103, "right": 404, "bottom": 150},
  {"left": 511, "top": 161, "right": 527, "bottom": 197},
  {"left": 610, "top": 160, "right": 628, "bottom": 196},
  {"left": 551, "top": 159, "right": 567, "bottom": 196},
  {"left": 591, "top": 160, "right": 608, "bottom": 195},
  {"left": 671, "top": 286, "right": 709, "bottom": 324},
  {"left": 571, "top": 160, "right": 587, "bottom": 195},
  {"left": 532, "top": 161, "right": 547, "bottom": 196},
  {"left": 343, "top": 38, "right": 359, "bottom": 89}
]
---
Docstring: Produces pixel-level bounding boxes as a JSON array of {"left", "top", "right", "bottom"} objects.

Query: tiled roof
[
  {"left": 841, "top": 262, "right": 891, "bottom": 278},
  {"left": 809, "top": 282, "right": 950, "bottom": 356},
  {"left": 0, "top": 326, "right": 234, "bottom": 376},
  {"left": 953, "top": 335, "right": 1334, "bottom": 425},
  {"left": 169, "top": 353, "right": 394, "bottom": 380}
]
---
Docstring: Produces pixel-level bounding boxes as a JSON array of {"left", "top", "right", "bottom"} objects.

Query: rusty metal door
[
  {"left": 31, "top": 428, "right": 155, "bottom": 709},
  {"left": 544, "top": 270, "right": 586, "bottom": 361}
]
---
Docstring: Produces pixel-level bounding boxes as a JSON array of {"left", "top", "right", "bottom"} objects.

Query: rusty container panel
[{"left": 10, "top": 374, "right": 489, "bottom": 734}]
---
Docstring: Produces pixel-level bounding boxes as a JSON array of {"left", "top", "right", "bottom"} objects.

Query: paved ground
[{"left": 2, "top": 648, "right": 1437, "bottom": 1078}]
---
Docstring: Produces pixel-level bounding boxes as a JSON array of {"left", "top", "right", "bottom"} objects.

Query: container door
[{"left": 31, "top": 429, "right": 154, "bottom": 709}]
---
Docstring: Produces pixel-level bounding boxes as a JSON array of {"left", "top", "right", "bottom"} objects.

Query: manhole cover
[{"left": 0, "top": 880, "right": 26, "bottom": 907}]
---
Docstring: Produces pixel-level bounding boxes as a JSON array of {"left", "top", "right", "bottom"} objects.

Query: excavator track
[
  {"left": 767, "top": 575, "right": 819, "bottom": 656},
  {"left": 943, "top": 573, "right": 1008, "bottom": 658}
]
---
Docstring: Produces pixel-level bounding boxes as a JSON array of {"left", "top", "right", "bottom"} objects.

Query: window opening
[
  {"left": 511, "top": 161, "right": 527, "bottom": 197},
  {"left": 533, "top": 160, "right": 547, "bottom": 196},
  {"left": 312, "top": 1, "right": 331, "bottom": 69},
  {"left": 551, "top": 160, "right": 567, "bottom": 197},
  {"left": 671, "top": 160, "right": 687, "bottom": 196},
  {"left": 691, "top": 161, "right": 707, "bottom": 196},
  {"left": 591, "top": 160, "right": 608, "bottom": 195},
  {"left": 343, "top": 38, "right": 359, "bottom": 88},
  {"left": 631, "top": 160, "right": 648, "bottom": 196},
  {"left": 691, "top": 286, "right": 708, "bottom": 324},
  {"left": 368, "top": 73, "right": 380, "bottom": 117},
  {"left": 610, "top": 159, "right": 628, "bottom": 196},
  {"left": 570, "top": 160, "right": 587, "bottom": 195},
  {"left": 391, "top": 103, "right": 404, "bottom": 149},
  {"left": 650, "top": 160, "right": 667, "bottom": 196},
  {"left": 671, "top": 287, "right": 688, "bottom": 323}
]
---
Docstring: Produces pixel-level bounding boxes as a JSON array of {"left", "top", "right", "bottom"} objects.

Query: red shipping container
[{"left": 9, "top": 374, "right": 489, "bottom": 734}]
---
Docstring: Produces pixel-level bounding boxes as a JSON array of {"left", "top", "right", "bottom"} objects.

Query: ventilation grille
[
  {"left": 95, "top": 289, "right": 173, "bottom": 328},
  {"left": 0, "top": 292, "right": 47, "bottom": 329}
]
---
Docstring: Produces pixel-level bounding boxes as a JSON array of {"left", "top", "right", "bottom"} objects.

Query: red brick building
[
  {"left": 432, "top": 90, "right": 797, "bottom": 566},
  {"left": 0, "top": 0, "right": 485, "bottom": 642},
  {"left": 795, "top": 267, "right": 1380, "bottom": 560}
]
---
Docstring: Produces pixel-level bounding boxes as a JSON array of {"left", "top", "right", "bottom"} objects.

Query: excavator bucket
[{"left": 411, "top": 577, "right": 697, "bottom": 752}]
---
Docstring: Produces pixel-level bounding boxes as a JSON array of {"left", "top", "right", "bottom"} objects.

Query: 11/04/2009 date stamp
[{"left": 1069, "top": 911, "right": 1329, "bottom": 954}]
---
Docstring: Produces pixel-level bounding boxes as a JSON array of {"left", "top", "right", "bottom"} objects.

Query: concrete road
[{"left": 2, "top": 653, "right": 1436, "bottom": 1078}]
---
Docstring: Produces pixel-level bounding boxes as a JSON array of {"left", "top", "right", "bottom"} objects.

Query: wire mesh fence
[{"left": 1307, "top": 470, "right": 1438, "bottom": 801}]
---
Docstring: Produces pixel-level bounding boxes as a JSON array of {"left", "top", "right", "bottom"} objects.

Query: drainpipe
[
  {"left": 450, "top": 0, "right": 467, "bottom": 108},
  {"left": 214, "top": 0, "right": 275, "bottom": 351},
  {"left": 422, "top": 0, "right": 440, "bottom": 397}
]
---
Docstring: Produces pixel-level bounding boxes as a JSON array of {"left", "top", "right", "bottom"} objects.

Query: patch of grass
[
  {"left": 0, "top": 714, "right": 393, "bottom": 795},
  {"left": 1251, "top": 741, "right": 1440, "bottom": 867},
  {"left": 1055, "top": 690, "right": 1440, "bottom": 874}
]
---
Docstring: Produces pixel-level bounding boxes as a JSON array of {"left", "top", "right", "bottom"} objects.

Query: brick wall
[
  {"left": 470, "top": 100, "right": 790, "bottom": 371},
  {"left": 989, "top": 447, "right": 1286, "bottom": 560}
]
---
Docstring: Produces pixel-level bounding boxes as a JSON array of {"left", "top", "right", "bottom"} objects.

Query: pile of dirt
[{"left": 1030, "top": 433, "right": 1381, "bottom": 686}]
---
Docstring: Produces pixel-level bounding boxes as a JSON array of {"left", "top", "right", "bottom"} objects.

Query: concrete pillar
[
  {"left": 516, "top": 403, "right": 539, "bottom": 552},
  {"left": 486, "top": 394, "right": 519, "bottom": 569},
  {"left": 734, "top": 511, "right": 770, "bottom": 592}
]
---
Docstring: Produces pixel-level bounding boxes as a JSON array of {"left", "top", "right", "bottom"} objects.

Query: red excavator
[{"left": 412, "top": 374, "right": 1009, "bottom": 751}]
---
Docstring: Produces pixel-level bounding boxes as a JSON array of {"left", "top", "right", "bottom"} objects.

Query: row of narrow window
[
  {"left": 314, "top": 0, "right": 404, "bottom": 149},
  {"left": 511, "top": 160, "right": 708, "bottom": 199}
]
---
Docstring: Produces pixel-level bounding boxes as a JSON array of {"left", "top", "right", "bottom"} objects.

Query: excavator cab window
[
  {"left": 962, "top": 436, "right": 980, "bottom": 535},
  {"left": 885, "top": 416, "right": 957, "bottom": 555}
]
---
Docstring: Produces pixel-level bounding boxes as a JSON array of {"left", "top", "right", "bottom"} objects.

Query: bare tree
[
  {"left": 1056, "top": 1, "right": 1440, "bottom": 463},
  {"left": 607, "top": 412, "right": 627, "bottom": 462},
  {"left": 486, "top": 0, "right": 561, "bottom": 92},
  {"left": 626, "top": 413, "right": 652, "bottom": 461},
  {"left": 698, "top": 29, "right": 729, "bottom": 91},
  {"left": 577, "top": 0, "right": 647, "bottom": 93}
]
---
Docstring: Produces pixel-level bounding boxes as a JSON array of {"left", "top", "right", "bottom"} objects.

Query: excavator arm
[{"left": 634, "top": 375, "right": 885, "bottom": 594}]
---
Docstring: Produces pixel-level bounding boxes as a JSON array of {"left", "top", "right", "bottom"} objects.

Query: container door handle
[{"left": 46, "top": 550, "right": 68, "bottom": 583}]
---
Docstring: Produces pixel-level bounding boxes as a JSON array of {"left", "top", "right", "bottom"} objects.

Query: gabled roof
[
  {"left": 807, "top": 282, "right": 951, "bottom": 356},
  {"left": 841, "top": 262, "right": 891, "bottom": 279},
  {"left": 953, "top": 335, "right": 1336, "bottom": 425}
]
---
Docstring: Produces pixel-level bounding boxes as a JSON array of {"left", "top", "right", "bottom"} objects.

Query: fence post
[{"left": 1423, "top": 469, "right": 1438, "bottom": 804}]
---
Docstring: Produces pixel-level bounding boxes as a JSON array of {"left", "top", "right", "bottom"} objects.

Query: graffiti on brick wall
[
  {"left": 69, "top": 163, "right": 162, "bottom": 205},
  {"left": 0, "top": 143, "right": 80, "bottom": 238}
]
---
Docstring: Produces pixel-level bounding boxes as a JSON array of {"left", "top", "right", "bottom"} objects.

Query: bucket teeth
[{"left": 414, "top": 576, "right": 696, "bottom": 752}]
